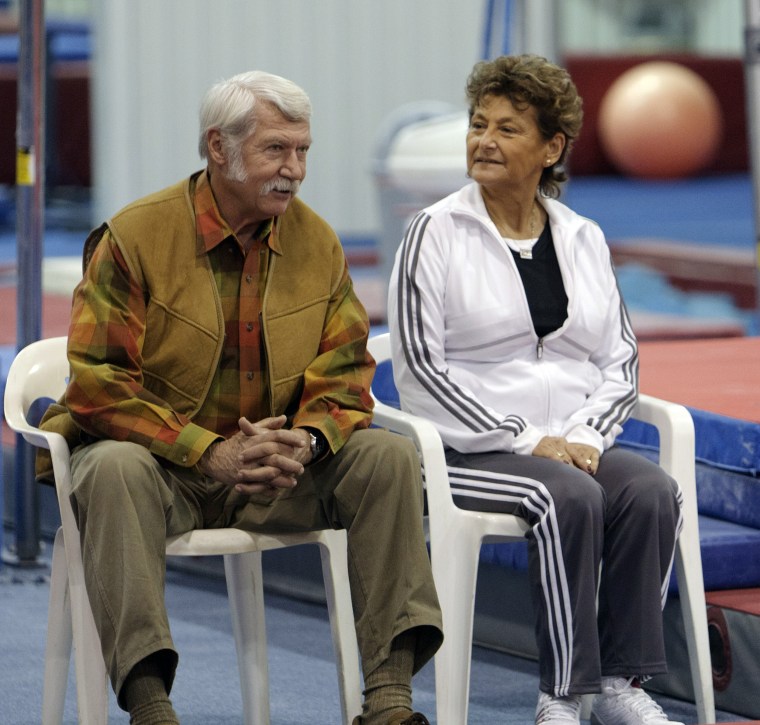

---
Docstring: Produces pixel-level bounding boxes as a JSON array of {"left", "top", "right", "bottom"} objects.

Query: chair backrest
[
  {"left": 367, "top": 331, "right": 463, "bottom": 526},
  {"left": 367, "top": 332, "right": 533, "bottom": 540},
  {"left": 368, "top": 333, "right": 401, "bottom": 409},
  {"left": 367, "top": 330, "right": 446, "bottom": 478},
  {"left": 3, "top": 336, "right": 70, "bottom": 437}
]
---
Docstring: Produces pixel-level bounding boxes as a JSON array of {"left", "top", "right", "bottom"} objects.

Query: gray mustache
[{"left": 260, "top": 178, "right": 300, "bottom": 195}]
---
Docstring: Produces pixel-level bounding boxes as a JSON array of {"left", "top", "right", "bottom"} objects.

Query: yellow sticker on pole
[{"left": 16, "top": 148, "right": 35, "bottom": 186}]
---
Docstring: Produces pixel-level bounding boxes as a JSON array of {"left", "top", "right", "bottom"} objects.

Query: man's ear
[{"left": 207, "top": 129, "right": 226, "bottom": 165}]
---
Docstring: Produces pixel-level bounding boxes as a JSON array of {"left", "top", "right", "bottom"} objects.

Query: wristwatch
[{"left": 308, "top": 429, "right": 328, "bottom": 463}]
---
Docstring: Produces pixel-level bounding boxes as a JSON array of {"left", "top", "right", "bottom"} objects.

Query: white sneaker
[
  {"left": 535, "top": 691, "right": 582, "bottom": 724},
  {"left": 590, "top": 677, "right": 685, "bottom": 725}
]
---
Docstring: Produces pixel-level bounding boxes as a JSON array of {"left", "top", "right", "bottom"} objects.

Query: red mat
[
  {"left": 0, "top": 286, "right": 72, "bottom": 344},
  {"left": 1, "top": 288, "right": 73, "bottom": 447},
  {"left": 706, "top": 588, "right": 760, "bottom": 617},
  {"left": 639, "top": 337, "right": 760, "bottom": 424}
]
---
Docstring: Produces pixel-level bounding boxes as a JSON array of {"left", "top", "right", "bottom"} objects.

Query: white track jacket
[{"left": 388, "top": 182, "right": 639, "bottom": 456}]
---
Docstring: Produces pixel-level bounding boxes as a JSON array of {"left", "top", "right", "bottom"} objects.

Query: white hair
[{"left": 198, "top": 70, "right": 312, "bottom": 160}]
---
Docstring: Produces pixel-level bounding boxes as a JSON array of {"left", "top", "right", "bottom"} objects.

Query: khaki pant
[{"left": 70, "top": 428, "right": 442, "bottom": 706}]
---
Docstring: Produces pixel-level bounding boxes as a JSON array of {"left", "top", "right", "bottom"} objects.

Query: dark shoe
[
  {"left": 389, "top": 711, "right": 431, "bottom": 725},
  {"left": 352, "top": 710, "right": 431, "bottom": 725}
]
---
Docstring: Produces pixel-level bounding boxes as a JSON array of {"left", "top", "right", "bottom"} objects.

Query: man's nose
[{"left": 281, "top": 150, "right": 306, "bottom": 178}]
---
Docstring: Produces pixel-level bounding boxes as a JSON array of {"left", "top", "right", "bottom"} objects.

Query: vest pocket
[{"left": 143, "top": 303, "right": 220, "bottom": 414}]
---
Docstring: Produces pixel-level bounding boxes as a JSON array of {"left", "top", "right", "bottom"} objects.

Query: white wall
[
  {"left": 90, "top": 0, "right": 746, "bottom": 236},
  {"left": 91, "top": 0, "right": 483, "bottom": 236}
]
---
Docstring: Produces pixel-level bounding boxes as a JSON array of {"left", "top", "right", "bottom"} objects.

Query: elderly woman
[{"left": 388, "top": 54, "right": 684, "bottom": 725}]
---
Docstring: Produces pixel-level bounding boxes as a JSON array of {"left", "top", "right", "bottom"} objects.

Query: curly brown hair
[{"left": 466, "top": 54, "right": 583, "bottom": 198}]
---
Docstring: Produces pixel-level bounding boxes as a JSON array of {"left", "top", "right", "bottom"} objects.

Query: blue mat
[
  {"left": 564, "top": 173, "right": 755, "bottom": 250},
  {"left": 621, "top": 413, "right": 760, "bottom": 478},
  {"left": 0, "top": 20, "right": 90, "bottom": 64},
  {"left": 481, "top": 511, "right": 760, "bottom": 593}
]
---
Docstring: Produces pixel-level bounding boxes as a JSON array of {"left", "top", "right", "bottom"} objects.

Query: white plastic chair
[
  {"left": 3, "top": 336, "right": 363, "bottom": 725},
  {"left": 367, "top": 331, "right": 715, "bottom": 725}
]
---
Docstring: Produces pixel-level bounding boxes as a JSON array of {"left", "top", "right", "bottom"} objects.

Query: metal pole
[
  {"left": 745, "top": 0, "right": 760, "bottom": 325},
  {"left": 506, "top": 0, "right": 559, "bottom": 62},
  {"left": 523, "top": 0, "right": 559, "bottom": 63},
  {"left": 6, "top": 0, "right": 45, "bottom": 567}
]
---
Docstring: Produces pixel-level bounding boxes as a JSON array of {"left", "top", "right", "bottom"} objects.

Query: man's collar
[{"left": 194, "top": 170, "right": 280, "bottom": 255}]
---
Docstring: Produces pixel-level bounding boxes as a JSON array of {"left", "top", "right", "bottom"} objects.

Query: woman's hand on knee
[
  {"left": 532, "top": 436, "right": 572, "bottom": 465},
  {"left": 565, "top": 443, "right": 599, "bottom": 475}
]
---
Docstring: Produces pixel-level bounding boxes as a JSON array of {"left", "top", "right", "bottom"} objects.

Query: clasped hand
[
  {"left": 533, "top": 436, "right": 599, "bottom": 475},
  {"left": 197, "top": 415, "right": 311, "bottom": 496}
]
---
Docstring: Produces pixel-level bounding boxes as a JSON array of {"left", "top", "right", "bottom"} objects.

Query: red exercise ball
[{"left": 598, "top": 61, "right": 723, "bottom": 179}]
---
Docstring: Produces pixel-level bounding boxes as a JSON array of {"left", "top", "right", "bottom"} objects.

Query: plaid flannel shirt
[{"left": 64, "top": 172, "right": 374, "bottom": 468}]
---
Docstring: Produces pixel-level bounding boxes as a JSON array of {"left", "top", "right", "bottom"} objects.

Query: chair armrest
[
  {"left": 14, "top": 424, "right": 58, "bottom": 453},
  {"left": 631, "top": 393, "right": 696, "bottom": 492},
  {"left": 7, "top": 419, "right": 73, "bottom": 500},
  {"left": 372, "top": 400, "right": 452, "bottom": 502},
  {"left": 630, "top": 394, "right": 701, "bottom": 572}
]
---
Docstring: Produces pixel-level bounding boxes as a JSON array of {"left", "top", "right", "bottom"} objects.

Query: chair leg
[
  {"left": 316, "top": 529, "right": 363, "bottom": 724},
  {"left": 224, "top": 551, "right": 270, "bottom": 725},
  {"left": 42, "top": 528, "right": 72, "bottom": 725},
  {"left": 68, "top": 559, "right": 110, "bottom": 724},
  {"left": 580, "top": 693, "right": 593, "bottom": 720},
  {"left": 432, "top": 529, "right": 481, "bottom": 725},
  {"left": 674, "top": 537, "right": 716, "bottom": 724}
]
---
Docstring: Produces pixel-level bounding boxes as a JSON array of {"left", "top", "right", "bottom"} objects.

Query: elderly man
[{"left": 39, "top": 70, "right": 441, "bottom": 725}]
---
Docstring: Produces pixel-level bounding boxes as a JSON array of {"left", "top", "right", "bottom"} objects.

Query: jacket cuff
[
  {"left": 563, "top": 423, "right": 604, "bottom": 453},
  {"left": 170, "top": 424, "right": 224, "bottom": 468},
  {"left": 512, "top": 424, "right": 544, "bottom": 456}
]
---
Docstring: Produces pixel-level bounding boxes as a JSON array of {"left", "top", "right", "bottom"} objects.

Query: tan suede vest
[{"left": 37, "top": 175, "right": 346, "bottom": 477}]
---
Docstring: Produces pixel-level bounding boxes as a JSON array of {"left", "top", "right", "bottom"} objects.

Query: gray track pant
[{"left": 444, "top": 445, "right": 683, "bottom": 697}]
